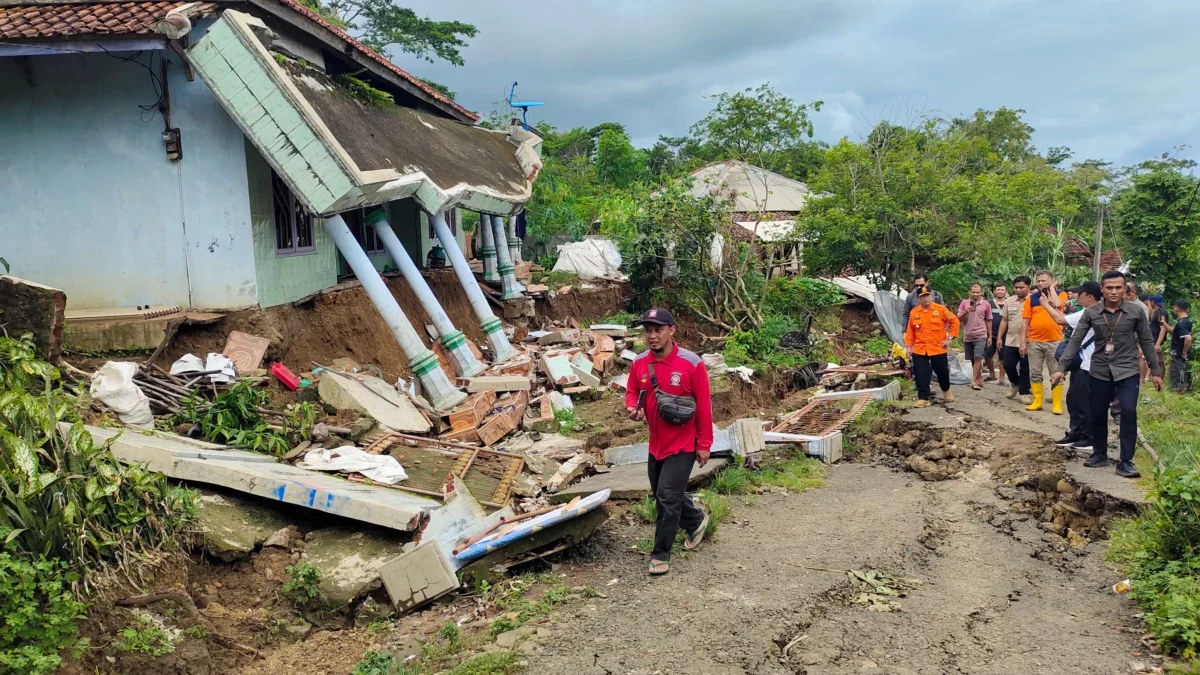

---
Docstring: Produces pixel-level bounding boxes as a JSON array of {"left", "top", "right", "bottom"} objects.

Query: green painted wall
[{"left": 246, "top": 140, "right": 337, "bottom": 307}]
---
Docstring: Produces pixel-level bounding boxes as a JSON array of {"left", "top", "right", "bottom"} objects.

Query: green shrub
[
  {"left": 282, "top": 563, "right": 324, "bottom": 607},
  {"left": 631, "top": 493, "right": 657, "bottom": 523},
  {"left": 0, "top": 334, "right": 196, "bottom": 574},
  {"left": 353, "top": 649, "right": 401, "bottom": 675},
  {"left": 862, "top": 335, "right": 894, "bottom": 357},
  {"left": 113, "top": 614, "right": 175, "bottom": 656},
  {"left": 0, "top": 551, "right": 87, "bottom": 675},
  {"left": 723, "top": 314, "right": 805, "bottom": 370},
  {"left": 764, "top": 277, "right": 844, "bottom": 317}
]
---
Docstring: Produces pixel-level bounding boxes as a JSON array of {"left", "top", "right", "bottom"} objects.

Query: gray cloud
[{"left": 389, "top": 0, "right": 1200, "bottom": 166}]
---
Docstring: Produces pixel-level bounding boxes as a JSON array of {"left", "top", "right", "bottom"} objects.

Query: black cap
[{"left": 634, "top": 308, "right": 675, "bottom": 327}]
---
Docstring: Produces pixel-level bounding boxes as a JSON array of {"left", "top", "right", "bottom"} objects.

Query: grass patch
[
  {"left": 552, "top": 406, "right": 582, "bottom": 434},
  {"left": 710, "top": 452, "right": 825, "bottom": 496},
  {"left": 631, "top": 493, "right": 657, "bottom": 523},
  {"left": 844, "top": 401, "right": 892, "bottom": 456},
  {"left": 697, "top": 489, "right": 730, "bottom": 537},
  {"left": 1105, "top": 390, "right": 1200, "bottom": 662}
]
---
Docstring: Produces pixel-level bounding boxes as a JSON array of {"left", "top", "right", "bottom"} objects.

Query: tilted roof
[{"left": 685, "top": 160, "right": 811, "bottom": 214}]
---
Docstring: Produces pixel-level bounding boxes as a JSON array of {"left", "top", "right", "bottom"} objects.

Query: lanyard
[{"left": 1101, "top": 309, "right": 1123, "bottom": 355}]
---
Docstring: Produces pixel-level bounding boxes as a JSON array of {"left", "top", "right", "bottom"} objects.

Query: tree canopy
[{"left": 301, "top": 0, "right": 477, "bottom": 66}]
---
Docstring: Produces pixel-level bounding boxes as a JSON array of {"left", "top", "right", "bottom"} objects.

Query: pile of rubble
[{"left": 866, "top": 420, "right": 995, "bottom": 482}]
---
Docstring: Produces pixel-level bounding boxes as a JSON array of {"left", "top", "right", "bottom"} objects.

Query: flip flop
[
  {"left": 649, "top": 559, "right": 670, "bottom": 575},
  {"left": 684, "top": 513, "right": 711, "bottom": 551}
]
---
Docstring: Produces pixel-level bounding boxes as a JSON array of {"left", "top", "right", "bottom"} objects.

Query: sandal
[
  {"left": 684, "top": 513, "right": 711, "bottom": 551},
  {"left": 649, "top": 559, "right": 670, "bottom": 575},
  {"left": 970, "top": 383, "right": 982, "bottom": 390}
]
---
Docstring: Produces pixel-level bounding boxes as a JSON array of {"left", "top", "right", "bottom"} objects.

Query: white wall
[{"left": 0, "top": 48, "right": 258, "bottom": 310}]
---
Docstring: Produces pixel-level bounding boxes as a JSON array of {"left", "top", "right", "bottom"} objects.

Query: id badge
[{"left": 1105, "top": 341, "right": 1115, "bottom": 355}]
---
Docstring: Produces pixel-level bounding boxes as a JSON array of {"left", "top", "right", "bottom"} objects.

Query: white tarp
[
  {"left": 553, "top": 239, "right": 625, "bottom": 280},
  {"left": 298, "top": 446, "right": 409, "bottom": 485}
]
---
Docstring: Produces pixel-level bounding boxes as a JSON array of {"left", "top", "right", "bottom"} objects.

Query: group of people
[{"left": 904, "top": 269, "right": 1193, "bottom": 479}]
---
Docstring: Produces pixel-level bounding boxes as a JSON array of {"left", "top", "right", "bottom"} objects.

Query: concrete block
[
  {"left": 380, "top": 541, "right": 459, "bottom": 613},
  {"left": 304, "top": 526, "right": 406, "bottom": 606},
  {"left": 318, "top": 372, "right": 431, "bottom": 433},
  {"left": 813, "top": 380, "right": 900, "bottom": 402},
  {"left": 728, "top": 418, "right": 765, "bottom": 457},
  {"left": 466, "top": 376, "right": 532, "bottom": 392},
  {"left": 617, "top": 349, "right": 640, "bottom": 364},
  {"left": 603, "top": 443, "right": 649, "bottom": 466},
  {"left": 570, "top": 365, "right": 601, "bottom": 388},
  {"left": 590, "top": 324, "right": 627, "bottom": 337},
  {"left": 765, "top": 430, "right": 843, "bottom": 463},
  {"left": 195, "top": 490, "right": 292, "bottom": 562},
  {"left": 0, "top": 276, "right": 66, "bottom": 361},
  {"left": 539, "top": 353, "right": 579, "bottom": 387}
]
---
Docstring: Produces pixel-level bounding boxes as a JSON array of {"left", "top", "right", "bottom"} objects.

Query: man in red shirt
[{"left": 625, "top": 308, "right": 713, "bottom": 576}]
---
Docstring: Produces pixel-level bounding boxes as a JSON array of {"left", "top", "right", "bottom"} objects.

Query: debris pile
[{"left": 866, "top": 420, "right": 995, "bottom": 481}]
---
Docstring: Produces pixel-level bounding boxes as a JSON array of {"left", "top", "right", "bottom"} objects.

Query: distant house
[
  {"left": 683, "top": 160, "right": 810, "bottom": 274},
  {"left": 0, "top": 0, "right": 540, "bottom": 312}
]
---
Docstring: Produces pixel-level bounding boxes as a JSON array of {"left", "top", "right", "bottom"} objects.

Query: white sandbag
[
  {"left": 90, "top": 361, "right": 153, "bottom": 425},
  {"left": 169, "top": 353, "right": 204, "bottom": 375},
  {"left": 701, "top": 353, "right": 728, "bottom": 375},
  {"left": 552, "top": 239, "right": 625, "bottom": 280},
  {"left": 297, "top": 446, "right": 409, "bottom": 485}
]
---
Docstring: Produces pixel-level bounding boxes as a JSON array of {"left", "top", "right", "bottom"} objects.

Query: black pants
[
  {"left": 912, "top": 353, "right": 950, "bottom": 401},
  {"left": 648, "top": 451, "right": 704, "bottom": 561},
  {"left": 1067, "top": 367, "right": 1091, "bottom": 440},
  {"left": 1001, "top": 346, "right": 1031, "bottom": 394},
  {"left": 1089, "top": 375, "right": 1139, "bottom": 462}
]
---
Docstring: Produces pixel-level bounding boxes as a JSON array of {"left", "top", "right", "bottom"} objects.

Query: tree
[
  {"left": 1113, "top": 162, "right": 1200, "bottom": 299},
  {"left": 688, "top": 83, "right": 822, "bottom": 175},
  {"left": 301, "top": 0, "right": 477, "bottom": 66}
]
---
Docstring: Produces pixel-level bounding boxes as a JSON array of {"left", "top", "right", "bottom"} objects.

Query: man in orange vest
[
  {"left": 905, "top": 288, "right": 961, "bottom": 408},
  {"left": 1021, "top": 270, "right": 1068, "bottom": 413}
]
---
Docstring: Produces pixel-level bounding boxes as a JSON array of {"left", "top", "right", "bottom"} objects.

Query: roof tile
[{"left": 0, "top": 2, "right": 217, "bottom": 40}]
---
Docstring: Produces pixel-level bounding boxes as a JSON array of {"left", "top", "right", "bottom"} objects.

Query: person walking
[
  {"left": 625, "top": 308, "right": 713, "bottom": 575},
  {"left": 1147, "top": 294, "right": 1170, "bottom": 382},
  {"left": 1053, "top": 271, "right": 1163, "bottom": 478},
  {"left": 957, "top": 283, "right": 993, "bottom": 390},
  {"left": 905, "top": 288, "right": 960, "bottom": 408},
  {"left": 1163, "top": 300, "right": 1193, "bottom": 392},
  {"left": 1042, "top": 281, "right": 1101, "bottom": 452},
  {"left": 987, "top": 283, "right": 1010, "bottom": 386},
  {"left": 999, "top": 276, "right": 1033, "bottom": 403},
  {"left": 903, "top": 274, "right": 944, "bottom": 330},
  {"left": 1021, "top": 270, "right": 1068, "bottom": 413}
]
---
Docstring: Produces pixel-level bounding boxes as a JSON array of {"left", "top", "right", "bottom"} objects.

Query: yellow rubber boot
[
  {"left": 1051, "top": 384, "right": 1064, "bottom": 415},
  {"left": 1026, "top": 383, "right": 1044, "bottom": 411}
]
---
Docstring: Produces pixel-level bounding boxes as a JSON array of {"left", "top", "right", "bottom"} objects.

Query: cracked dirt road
[{"left": 522, "top": 392, "right": 1147, "bottom": 675}]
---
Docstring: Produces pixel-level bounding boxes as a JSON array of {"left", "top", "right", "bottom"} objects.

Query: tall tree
[
  {"left": 302, "top": 0, "right": 477, "bottom": 66},
  {"left": 1113, "top": 161, "right": 1200, "bottom": 299},
  {"left": 689, "top": 83, "right": 822, "bottom": 175}
]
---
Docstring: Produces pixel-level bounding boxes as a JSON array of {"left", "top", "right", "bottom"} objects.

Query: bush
[
  {"left": 862, "top": 336, "right": 894, "bottom": 357},
  {"left": 0, "top": 550, "right": 88, "bottom": 675},
  {"left": 764, "top": 277, "right": 844, "bottom": 317},
  {"left": 0, "top": 334, "right": 196, "bottom": 573},
  {"left": 282, "top": 563, "right": 324, "bottom": 607},
  {"left": 723, "top": 314, "right": 804, "bottom": 370},
  {"left": 113, "top": 614, "right": 175, "bottom": 656}
]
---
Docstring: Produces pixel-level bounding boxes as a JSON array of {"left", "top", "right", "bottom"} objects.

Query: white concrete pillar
[
  {"left": 491, "top": 215, "right": 524, "bottom": 300},
  {"left": 432, "top": 212, "right": 520, "bottom": 363},
  {"left": 368, "top": 208, "right": 485, "bottom": 378},
  {"left": 478, "top": 212, "right": 500, "bottom": 282},
  {"left": 323, "top": 215, "right": 466, "bottom": 411},
  {"left": 505, "top": 214, "right": 522, "bottom": 263}
]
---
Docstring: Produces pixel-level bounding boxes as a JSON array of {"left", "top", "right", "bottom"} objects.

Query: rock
[
  {"left": 897, "top": 430, "right": 923, "bottom": 450},
  {"left": 317, "top": 373, "right": 430, "bottom": 433},
  {"left": 302, "top": 526, "right": 406, "bottom": 606},
  {"left": 995, "top": 485, "right": 1018, "bottom": 500},
  {"left": 974, "top": 447, "right": 992, "bottom": 460},
  {"left": 906, "top": 455, "right": 938, "bottom": 475},
  {"left": 495, "top": 624, "right": 535, "bottom": 649},
  {"left": 0, "top": 276, "right": 66, "bottom": 361},
  {"left": 925, "top": 448, "right": 946, "bottom": 461},
  {"left": 1056, "top": 479, "right": 1076, "bottom": 494},
  {"left": 1043, "top": 521, "right": 1067, "bottom": 536},
  {"left": 264, "top": 525, "right": 300, "bottom": 549},
  {"left": 945, "top": 459, "right": 962, "bottom": 475},
  {"left": 195, "top": 491, "right": 293, "bottom": 562},
  {"left": 283, "top": 619, "right": 312, "bottom": 640},
  {"left": 522, "top": 453, "right": 562, "bottom": 477},
  {"left": 512, "top": 473, "right": 544, "bottom": 498},
  {"left": 1037, "top": 475, "right": 1059, "bottom": 493},
  {"left": 1067, "top": 530, "right": 1090, "bottom": 549}
]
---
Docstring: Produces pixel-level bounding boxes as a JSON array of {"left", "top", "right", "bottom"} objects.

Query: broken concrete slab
[
  {"left": 551, "top": 458, "right": 728, "bottom": 502},
  {"left": 546, "top": 453, "right": 591, "bottom": 493},
  {"left": 457, "top": 507, "right": 609, "bottom": 586},
  {"left": 603, "top": 442, "right": 649, "bottom": 467},
  {"left": 379, "top": 541, "right": 459, "bottom": 613},
  {"left": 1065, "top": 456, "right": 1147, "bottom": 506},
  {"left": 617, "top": 349, "right": 640, "bottom": 364},
  {"left": 814, "top": 380, "right": 901, "bottom": 402},
  {"left": 195, "top": 490, "right": 293, "bottom": 562},
  {"left": 764, "top": 430, "right": 844, "bottom": 463},
  {"left": 0, "top": 276, "right": 66, "bottom": 361},
  {"left": 728, "top": 418, "right": 765, "bottom": 457},
  {"left": 466, "top": 376, "right": 532, "bottom": 392},
  {"left": 303, "top": 526, "right": 405, "bottom": 607},
  {"left": 570, "top": 365, "right": 601, "bottom": 388},
  {"left": 82, "top": 424, "right": 440, "bottom": 531},
  {"left": 539, "top": 352, "right": 580, "bottom": 387},
  {"left": 501, "top": 432, "right": 587, "bottom": 460},
  {"left": 589, "top": 324, "right": 628, "bottom": 337},
  {"left": 318, "top": 372, "right": 431, "bottom": 433}
]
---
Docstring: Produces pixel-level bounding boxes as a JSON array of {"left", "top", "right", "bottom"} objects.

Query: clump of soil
[{"left": 863, "top": 417, "right": 995, "bottom": 481}]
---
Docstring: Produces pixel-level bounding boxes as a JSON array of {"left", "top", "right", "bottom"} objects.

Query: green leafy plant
[
  {"left": 183, "top": 624, "right": 209, "bottom": 640},
  {"left": 446, "top": 652, "right": 524, "bottom": 675},
  {"left": 169, "top": 382, "right": 303, "bottom": 456},
  {"left": 282, "top": 563, "right": 324, "bottom": 607},
  {"left": 113, "top": 614, "right": 176, "bottom": 657},
  {"left": 0, "top": 334, "right": 196, "bottom": 575},
  {"left": 353, "top": 649, "right": 402, "bottom": 675},
  {"left": 338, "top": 74, "right": 395, "bottom": 106},
  {"left": 0, "top": 550, "right": 88, "bottom": 675},
  {"left": 552, "top": 407, "right": 581, "bottom": 434},
  {"left": 862, "top": 336, "right": 894, "bottom": 358}
]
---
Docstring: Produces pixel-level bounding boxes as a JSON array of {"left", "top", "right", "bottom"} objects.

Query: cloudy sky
[{"left": 388, "top": 0, "right": 1200, "bottom": 167}]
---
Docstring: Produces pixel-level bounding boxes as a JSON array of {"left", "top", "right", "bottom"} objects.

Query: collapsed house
[{"left": 0, "top": 0, "right": 539, "bottom": 410}]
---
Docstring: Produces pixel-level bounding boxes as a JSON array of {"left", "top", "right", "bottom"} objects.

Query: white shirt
[{"left": 1065, "top": 311, "right": 1095, "bottom": 371}]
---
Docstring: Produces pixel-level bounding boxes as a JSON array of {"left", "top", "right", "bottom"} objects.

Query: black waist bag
[{"left": 649, "top": 362, "right": 697, "bottom": 425}]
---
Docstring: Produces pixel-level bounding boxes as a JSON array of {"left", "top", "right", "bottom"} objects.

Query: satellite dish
[{"left": 507, "top": 82, "right": 543, "bottom": 130}]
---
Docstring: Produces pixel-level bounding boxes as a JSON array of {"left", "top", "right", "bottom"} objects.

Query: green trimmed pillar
[
  {"left": 479, "top": 212, "right": 500, "bottom": 282},
  {"left": 368, "top": 208, "right": 485, "bottom": 378},
  {"left": 490, "top": 214, "right": 524, "bottom": 300}
]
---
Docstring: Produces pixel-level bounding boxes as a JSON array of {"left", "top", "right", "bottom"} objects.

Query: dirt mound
[
  {"left": 864, "top": 416, "right": 995, "bottom": 481},
  {"left": 533, "top": 281, "right": 626, "bottom": 325}
]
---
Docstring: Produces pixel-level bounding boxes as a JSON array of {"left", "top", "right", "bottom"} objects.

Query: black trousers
[
  {"left": 1001, "top": 346, "right": 1031, "bottom": 394},
  {"left": 1089, "top": 375, "right": 1139, "bottom": 462},
  {"left": 648, "top": 451, "right": 704, "bottom": 561},
  {"left": 912, "top": 353, "right": 950, "bottom": 400},
  {"left": 1067, "top": 367, "right": 1091, "bottom": 440}
]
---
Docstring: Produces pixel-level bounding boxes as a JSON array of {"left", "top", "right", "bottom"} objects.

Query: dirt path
[{"left": 522, "top": 388, "right": 1149, "bottom": 675}]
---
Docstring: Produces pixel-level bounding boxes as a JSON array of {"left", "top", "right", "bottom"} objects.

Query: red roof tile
[
  {"left": 273, "top": 0, "right": 478, "bottom": 122},
  {"left": 0, "top": 1, "right": 216, "bottom": 39}
]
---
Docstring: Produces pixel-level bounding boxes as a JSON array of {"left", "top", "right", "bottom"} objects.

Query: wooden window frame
[{"left": 272, "top": 171, "right": 317, "bottom": 257}]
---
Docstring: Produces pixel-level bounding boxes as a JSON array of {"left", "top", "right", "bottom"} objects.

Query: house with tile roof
[{"left": 0, "top": 0, "right": 541, "bottom": 406}]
